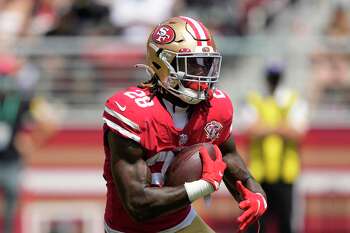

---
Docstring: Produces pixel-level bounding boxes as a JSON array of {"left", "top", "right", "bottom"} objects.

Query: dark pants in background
[
  {"left": 0, "top": 161, "right": 22, "bottom": 233},
  {"left": 248, "top": 182, "right": 294, "bottom": 233}
]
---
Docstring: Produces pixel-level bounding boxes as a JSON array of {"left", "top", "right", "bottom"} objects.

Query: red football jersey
[{"left": 102, "top": 86, "right": 233, "bottom": 232}]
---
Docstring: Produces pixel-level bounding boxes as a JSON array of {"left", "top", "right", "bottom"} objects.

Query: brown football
[{"left": 165, "top": 143, "right": 217, "bottom": 186}]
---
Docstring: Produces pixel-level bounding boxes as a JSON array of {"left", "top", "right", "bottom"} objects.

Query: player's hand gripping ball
[{"left": 165, "top": 143, "right": 226, "bottom": 190}]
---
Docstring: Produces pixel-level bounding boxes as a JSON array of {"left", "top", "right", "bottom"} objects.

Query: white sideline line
[{"left": 22, "top": 168, "right": 105, "bottom": 195}]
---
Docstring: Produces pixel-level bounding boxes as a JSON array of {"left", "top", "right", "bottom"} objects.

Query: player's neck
[{"left": 161, "top": 91, "right": 189, "bottom": 109}]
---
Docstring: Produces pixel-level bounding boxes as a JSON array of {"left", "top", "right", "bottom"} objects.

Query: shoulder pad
[{"left": 103, "top": 87, "right": 157, "bottom": 143}]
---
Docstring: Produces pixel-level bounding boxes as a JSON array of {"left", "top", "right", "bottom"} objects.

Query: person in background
[
  {"left": 242, "top": 62, "right": 309, "bottom": 233},
  {"left": 0, "top": 55, "right": 56, "bottom": 233},
  {"left": 309, "top": 3, "right": 350, "bottom": 109},
  {"left": 108, "top": 0, "right": 181, "bottom": 42}
]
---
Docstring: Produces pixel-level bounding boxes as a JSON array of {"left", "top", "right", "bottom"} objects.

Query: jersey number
[{"left": 124, "top": 90, "right": 154, "bottom": 108}]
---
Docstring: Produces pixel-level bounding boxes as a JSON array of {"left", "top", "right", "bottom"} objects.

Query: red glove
[
  {"left": 199, "top": 145, "right": 226, "bottom": 190},
  {"left": 236, "top": 180, "right": 267, "bottom": 232}
]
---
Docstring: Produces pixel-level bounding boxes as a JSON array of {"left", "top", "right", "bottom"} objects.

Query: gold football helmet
[{"left": 144, "top": 16, "right": 222, "bottom": 104}]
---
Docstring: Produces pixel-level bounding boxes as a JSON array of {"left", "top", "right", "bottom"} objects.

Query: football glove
[
  {"left": 199, "top": 145, "right": 226, "bottom": 190},
  {"left": 236, "top": 180, "right": 267, "bottom": 232}
]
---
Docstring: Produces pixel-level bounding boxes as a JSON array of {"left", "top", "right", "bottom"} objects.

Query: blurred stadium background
[{"left": 1, "top": 0, "right": 350, "bottom": 232}]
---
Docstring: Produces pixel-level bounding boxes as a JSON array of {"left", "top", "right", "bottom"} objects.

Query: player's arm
[
  {"left": 108, "top": 130, "right": 189, "bottom": 221},
  {"left": 220, "top": 137, "right": 267, "bottom": 231},
  {"left": 220, "top": 137, "right": 265, "bottom": 199},
  {"left": 15, "top": 97, "right": 57, "bottom": 156},
  {"left": 108, "top": 130, "right": 223, "bottom": 222}
]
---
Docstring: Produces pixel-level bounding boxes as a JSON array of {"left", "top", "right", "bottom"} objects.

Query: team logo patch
[
  {"left": 152, "top": 25, "right": 175, "bottom": 44},
  {"left": 204, "top": 121, "right": 223, "bottom": 140}
]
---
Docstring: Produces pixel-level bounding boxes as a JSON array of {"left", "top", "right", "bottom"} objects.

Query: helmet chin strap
[
  {"left": 159, "top": 85, "right": 191, "bottom": 108},
  {"left": 157, "top": 79, "right": 202, "bottom": 105},
  {"left": 183, "top": 97, "right": 202, "bottom": 105}
]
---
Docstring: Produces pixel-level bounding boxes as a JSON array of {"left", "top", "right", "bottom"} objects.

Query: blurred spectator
[
  {"left": 241, "top": 62, "right": 308, "bottom": 233},
  {"left": 235, "top": 0, "right": 295, "bottom": 35},
  {"left": 0, "top": 0, "right": 33, "bottom": 37},
  {"left": 108, "top": 0, "right": 179, "bottom": 42},
  {"left": 46, "top": 0, "right": 113, "bottom": 36},
  {"left": 180, "top": 0, "right": 238, "bottom": 35},
  {"left": 309, "top": 3, "right": 350, "bottom": 108},
  {"left": 3, "top": 0, "right": 115, "bottom": 37},
  {"left": 0, "top": 55, "right": 56, "bottom": 233},
  {"left": 0, "top": 0, "right": 74, "bottom": 37},
  {"left": 179, "top": 0, "right": 300, "bottom": 36},
  {"left": 324, "top": 4, "right": 350, "bottom": 38},
  {"left": 29, "top": 0, "right": 73, "bottom": 36}
]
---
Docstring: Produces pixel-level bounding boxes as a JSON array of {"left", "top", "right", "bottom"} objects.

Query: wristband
[{"left": 184, "top": 179, "right": 214, "bottom": 202}]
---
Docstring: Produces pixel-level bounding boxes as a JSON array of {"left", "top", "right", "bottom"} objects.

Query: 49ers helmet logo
[{"left": 152, "top": 25, "right": 175, "bottom": 44}]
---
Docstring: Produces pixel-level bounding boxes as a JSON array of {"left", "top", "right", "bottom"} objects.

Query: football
[{"left": 165, "top": 143, "right": 217, "bottom": 186}]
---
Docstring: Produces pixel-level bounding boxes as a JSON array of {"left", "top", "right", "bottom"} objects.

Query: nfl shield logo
[
  {"left": 179, "top": 133, "right": 188, "bottom": 146},
  {"left": 204, "top": 121, "right": 223, "bottom": 140}
]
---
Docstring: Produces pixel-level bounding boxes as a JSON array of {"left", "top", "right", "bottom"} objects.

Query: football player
[{"left": 102, "top": 16, "right": 267, "bottom": 233}]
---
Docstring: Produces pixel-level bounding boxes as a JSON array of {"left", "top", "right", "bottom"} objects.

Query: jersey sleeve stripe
[
  {"left": 104, "top": 106, "right": 140, "bottom": 131},
  {"left": 103, "top": 117, "right": 140, "bottom": 143}
]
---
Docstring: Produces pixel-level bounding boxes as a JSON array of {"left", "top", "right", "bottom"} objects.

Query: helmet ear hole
[
  {"left": 152, "top": 62, "right": 161, "bottom": 70},
  {"left": 170, "top": 58, "right": 177, "bottom": 71}
]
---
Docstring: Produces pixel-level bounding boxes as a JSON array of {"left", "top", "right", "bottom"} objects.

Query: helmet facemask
[{"left": 158, "top": 50, "right": 222, "bottom": 104}]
